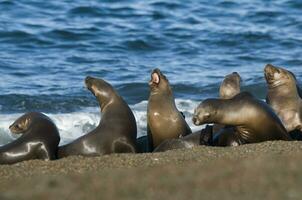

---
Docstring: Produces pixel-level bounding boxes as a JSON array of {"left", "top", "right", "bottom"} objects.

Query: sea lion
[
  {"left": 264, "top": 64, "right": 302, "bottom": 133},
  {"left": 147, "top": 68, "right": 192, "bottom": 150},
  {"left": 0, "top": 112, "right": 60, "bottom": 164},
  {"left": 153, "top": 125, "right": 212, "bottom": 152},
  {"left": 213, "top": 72, "right": 242, "bottom": 134},
  {"left": 192, "top": 92, "right": 291, "bottom": 145},
  {"left": 58, "top": 76, "right": 137, "bottom": 158}
]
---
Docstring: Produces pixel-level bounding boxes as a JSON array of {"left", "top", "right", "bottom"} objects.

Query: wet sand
[{"left": 1, "top": 141, "right": 302, "bottom": 200}]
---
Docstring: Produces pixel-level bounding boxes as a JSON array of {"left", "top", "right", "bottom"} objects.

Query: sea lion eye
[{"left": 204, "top": 112, "right": 211, "bottom": 118}]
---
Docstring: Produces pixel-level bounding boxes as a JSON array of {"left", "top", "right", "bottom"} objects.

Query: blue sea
[{"left": 0, "top": 0, "right": 301, "bottom": 145}]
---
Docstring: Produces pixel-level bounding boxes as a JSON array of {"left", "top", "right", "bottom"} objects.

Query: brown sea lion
[
  {"left": 147, "top": 68, "right": 192, "bottom": 150},
  {"left": 58, "top": 76, "right": 137, "bottom": 158},
  {"left": 192, "top": 92, "right": 291, "bottom": 145},
  {"left": 0, "top": 112, "right": 60, "bottom": 164},
  {"left": 264, "top": 64, "right": 302, "bottom": 133},
  {"left": 213, "top": 72, "right": 242, "bottom": 134}
]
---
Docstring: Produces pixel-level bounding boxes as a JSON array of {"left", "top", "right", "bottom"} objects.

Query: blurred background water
[{"left": 0, "top": 0, "right": 301, "bottom": 145}]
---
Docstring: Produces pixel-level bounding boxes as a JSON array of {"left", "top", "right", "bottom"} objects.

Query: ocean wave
[{"left": 0, "top": 99, "right": 202, "bottom": 146}]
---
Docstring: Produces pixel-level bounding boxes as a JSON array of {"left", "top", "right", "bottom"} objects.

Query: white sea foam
[{"left": 0, "top": 99, "right": 202, "bottom": 146}]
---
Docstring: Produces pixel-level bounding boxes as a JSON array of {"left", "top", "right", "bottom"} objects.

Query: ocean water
[{"left": 0, "top": 0, "right": 301, "bottom": 145}]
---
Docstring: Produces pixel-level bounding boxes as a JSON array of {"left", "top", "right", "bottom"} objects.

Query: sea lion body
[
  {"left": 58, "top": 77, "right": 137, "bottom": 158},
  {"left": 153, "top": 125, "right": 213, "bottom": 152},
  {"left": 264, "top": 64, "right": 302, "bottom": 133},
  {"left": 147, "top": 69, "right": 192, "bottom": 150},
  {"left": 0, "top": 112, "right": 60, "bottom": 164},
  {"left": 193, "top": 92, "right": 291, "bottom": 144}
]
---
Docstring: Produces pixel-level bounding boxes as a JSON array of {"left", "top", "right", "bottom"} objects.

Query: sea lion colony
[{"left": 0, "top": 63, "right": 301, "bottom": 164}]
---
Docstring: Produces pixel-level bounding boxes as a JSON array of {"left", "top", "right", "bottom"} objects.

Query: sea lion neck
[
  {"left": 96, "top": 91, "right": 120, "bottom": 112},
  {"left": 267, "top": 79, "right": 299, "bottom": 98},
  {"left": 267, "top": 79, "right": 293, "bottom": 89},
  {"left": 211, "top": 99, "right": 244, "bottom": 126},
  {"left": 85, "top": 76, "right": 121, "bottom": 111},
  {"left": 150, "top": 85, "right": 174, "bottom": 98}
]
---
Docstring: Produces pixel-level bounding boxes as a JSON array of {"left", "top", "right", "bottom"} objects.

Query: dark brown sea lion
[
  {"left": 58, "top": 76, "right": 137, "bottom": 158},
  {"left": 147, "top": 68, "right": 192, "bottom": 150},
  {"left": 0, "top": 112, "right": 60, "bottom": 164},
  {"left": 264, "top": 64, "right": 302, "bottom": 133},
  {"left": 153, "top": 125, "right": 212, "bottom": 152},
  {"left": 192, "top": 92, "right": 291, "bottom": 145}
]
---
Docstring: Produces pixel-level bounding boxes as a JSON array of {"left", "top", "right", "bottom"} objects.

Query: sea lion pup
[
  {"left": 58, "top": 76, "right": 137, "bottom": 158},
  {"left": 147, "top": 68, "right": 192, "bottom": 151},
  {"left": 153, "top": 125, "right": 212, "bottom": 152},
  {"left": 264, "top": 64, "right": 302, "bottom": 134},
  {"left": 0, "top": 112, "right": 60, "bottom": 164},
  {"left": 192, "top": 92, "right": 291, "bottom": 145}
]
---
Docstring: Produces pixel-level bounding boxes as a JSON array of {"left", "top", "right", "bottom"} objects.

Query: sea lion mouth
[
  {"left": 264, "top": 64, "right": 279, "bottom": 83},
  {"left": 9, "top": 124, "right": 24, "bottom": 134},
  {"left": 192, "top": 115, "right": 201, "bottom": 125},
  {"left": 85, "top": 76, "right": 97, "bottom": 95},
  {"left": 85, "top": 76, "right": 93, "bottom": 89},
  {"left": 149, "top": 71, "right": 160, "bottom": 86}
]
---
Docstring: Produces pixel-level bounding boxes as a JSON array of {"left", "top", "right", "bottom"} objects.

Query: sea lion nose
[
  {"left": 85, "top": 76, "right": 93, "bottom": 82},
  {"left": 264, "top": 64, "right": 275, "bottom": 73},
  {"left": 85, "top": 76, "right": 94, "bottom": 87}
]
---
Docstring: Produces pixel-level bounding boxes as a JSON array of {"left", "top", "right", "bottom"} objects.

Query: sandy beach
[{"left": 0, "top": 141, "right": 301, "bottom": 200}]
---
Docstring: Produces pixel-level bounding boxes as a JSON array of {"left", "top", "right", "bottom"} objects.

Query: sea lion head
[
  {"left": 192, "top": 99, "right": 218, "bottom": 126},
  {"left": 9, "top": 112, "right": 46, "bottom": 134},
  {"left": 219, "top": 72, "right": 242, "bottom": 99},
  {"left": 85, "top": 76, "right": 116, "bottom": 110},
  {"left": 9, "top": 115, "right": 31, "bottom": 134},
  {"left": 149, "top": 68, "right": 172, "bottom": 95},
  {"left": 264, "top": 64, "right": 296, "bottom": 88}
]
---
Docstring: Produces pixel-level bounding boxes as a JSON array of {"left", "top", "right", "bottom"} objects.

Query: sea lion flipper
[
  {"left": 112, "top": 138, "right": 136, "bottom": 153},
  {"left": 199, "top": 125, "right": 213, "bottom": 146}
]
